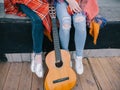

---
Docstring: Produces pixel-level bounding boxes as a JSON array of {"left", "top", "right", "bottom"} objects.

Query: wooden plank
[
  {"left": 73, "top": 75, "right": 83, "bottom": 90},
  {"left": 31, "top": 61, "right": 46, "bottom": 90},
  {"left": 72, "top": 60, "right": 83, "bottom": 90},
  {"left": 0, "top": 62, "right": 10, "bottom": 90},
  {"left": 89, "top": 58, "right": 114, "bottom": 90},
  {"left": 31, "top": 74, "right": 44, "bottom": 90},
  {"left": 107, "top": 57, "right": 120, "bottom": 83},
  {"left": 98, "top": 57, "right": 120, "bottom": 90},
  {"left": 18, "top": 62, "right": 32, "bottom": 90},
  {"left": 115, "top": 56, "right": 120, "bottom": 65},
  {"left": 79, "top": 58, "right": 98, "bottom": 90},
  {"left": 3, "top": 63, "right": 22, "bottom": 90},
  {"left": 1, "top": 57, "right": 119, "bottom": 90}
]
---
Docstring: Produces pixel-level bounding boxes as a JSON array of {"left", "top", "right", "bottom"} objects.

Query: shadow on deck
[{"left": 0, "top": 57, "right": 120, "bottom": 90}]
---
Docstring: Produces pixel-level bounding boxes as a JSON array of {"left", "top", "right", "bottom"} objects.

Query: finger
[
  {"left": 73, "top": 8, "right": 79, "bottom": 13},
  {"left": 75, "top": 4, "right": 81, "bottom": 12},
  {"left": 74, "top": 6, "right": 81, "bottom": 13},
  {"left": 77, "top": 7, "right": 82, "bottom": 12}
]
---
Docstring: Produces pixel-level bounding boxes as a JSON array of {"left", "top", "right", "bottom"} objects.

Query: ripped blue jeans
[{"left": 56, "top": 2, "right": 87, "bottom": 56}]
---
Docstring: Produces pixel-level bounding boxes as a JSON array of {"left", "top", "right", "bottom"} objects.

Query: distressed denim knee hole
[
  {"left": 74, "top": 16, "right": 85, "bottom": 23},
  {"left": 62, "top": 17, "right": 71, "bottom": 30}
]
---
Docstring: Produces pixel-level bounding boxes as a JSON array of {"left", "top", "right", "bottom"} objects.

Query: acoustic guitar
[{"left": 44, "top": 5, "right": 77, "bottom": 90}]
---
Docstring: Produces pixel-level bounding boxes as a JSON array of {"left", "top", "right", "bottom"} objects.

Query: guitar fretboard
[
  {"left": 52, "top": 19, "right": 62, "bottom": 63},
  {"left": 49, "top": 5, "right": 62, "bottom": 63}
]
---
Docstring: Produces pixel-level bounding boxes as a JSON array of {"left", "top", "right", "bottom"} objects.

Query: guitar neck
[{"left": 52, "top": 18, "right": 62, "bottom": 63}]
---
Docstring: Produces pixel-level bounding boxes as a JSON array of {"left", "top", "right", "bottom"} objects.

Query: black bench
[{"left": 0, "top": 17, "right": 120, "bottom": 53}]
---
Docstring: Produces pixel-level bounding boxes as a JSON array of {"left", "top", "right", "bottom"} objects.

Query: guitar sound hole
[
  {"left": 55, "top": 60, "right": 63, "bottom": 68},
  {"left": 53, "top": 77, "right": 69, "bottom": 84}
]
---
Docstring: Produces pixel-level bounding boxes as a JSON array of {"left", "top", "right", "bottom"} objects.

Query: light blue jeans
[{"left": 56, "top": 2, "right": 87, "bottom": 56}]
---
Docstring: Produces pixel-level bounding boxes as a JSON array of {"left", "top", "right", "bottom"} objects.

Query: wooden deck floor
[{"left": 0, "top": 57, "right": 120, "bottom": 90}]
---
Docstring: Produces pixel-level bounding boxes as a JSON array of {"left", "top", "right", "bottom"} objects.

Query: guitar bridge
[{"left": 53, "top": 77, "right": 69, "bottom": 84}]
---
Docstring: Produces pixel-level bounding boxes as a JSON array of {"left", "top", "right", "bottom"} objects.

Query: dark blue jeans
[{"left": 19, "top": 4, "right": 44, "bottom": 53}]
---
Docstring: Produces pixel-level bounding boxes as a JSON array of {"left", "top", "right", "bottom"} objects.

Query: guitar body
[{"left": 45, "top": 50, "right": 76, "bottom": 90}]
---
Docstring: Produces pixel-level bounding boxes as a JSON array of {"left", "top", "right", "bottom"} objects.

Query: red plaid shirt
[{"left": 4, "top": 0, "right": 52, "bottom": 40}]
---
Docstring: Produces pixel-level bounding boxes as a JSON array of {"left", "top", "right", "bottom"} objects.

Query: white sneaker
[
  {"left": 31, "top": 53, "right": 43, "bottom": 78},
  {"left": 34, "top": 54, "right": 43, "bottom": 78},
  {"left": 31, "top": 53, "right": 36, "bottom": 72},
  {"left": 35, "top": 63, "right": 43, "bottom": 78},
  {"left": 74, "top": 54, "right": 84, "bottom": 75}
]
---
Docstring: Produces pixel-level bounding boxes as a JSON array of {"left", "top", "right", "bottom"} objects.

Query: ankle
[
  {"left": 76, "top": 55, "right": 82, "bottom": 59},
  {"left": 75, "top": 55, "right": 82, "bottom": 61},
  {"left": 34, "top": 53, "right": 42, "bottom": 63},
  {"left": 75, "top": 56, "right": 83, "bottom": 65}
]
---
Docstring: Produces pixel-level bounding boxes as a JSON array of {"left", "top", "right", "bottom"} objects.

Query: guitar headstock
[{"left": 49, "top": 4, "right": 56, "bottom": 19}]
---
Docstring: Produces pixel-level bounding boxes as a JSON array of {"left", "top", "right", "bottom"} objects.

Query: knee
[
  {"left": 74, "top": 15, "right": 86, "bottom": 32},
  {"left": 74, "top": 15, "right": 86, "bottom": 23},
  {"left": 61, "top": 17, "right": 71, "bottom": 30}
]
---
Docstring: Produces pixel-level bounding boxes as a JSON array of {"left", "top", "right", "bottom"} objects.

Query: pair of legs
[
  {"left": 19, "top": 4, "right": 44, "bottom": 77},
  {"left": 56, "top": 2, "right": 87, "bottom": 74}
]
